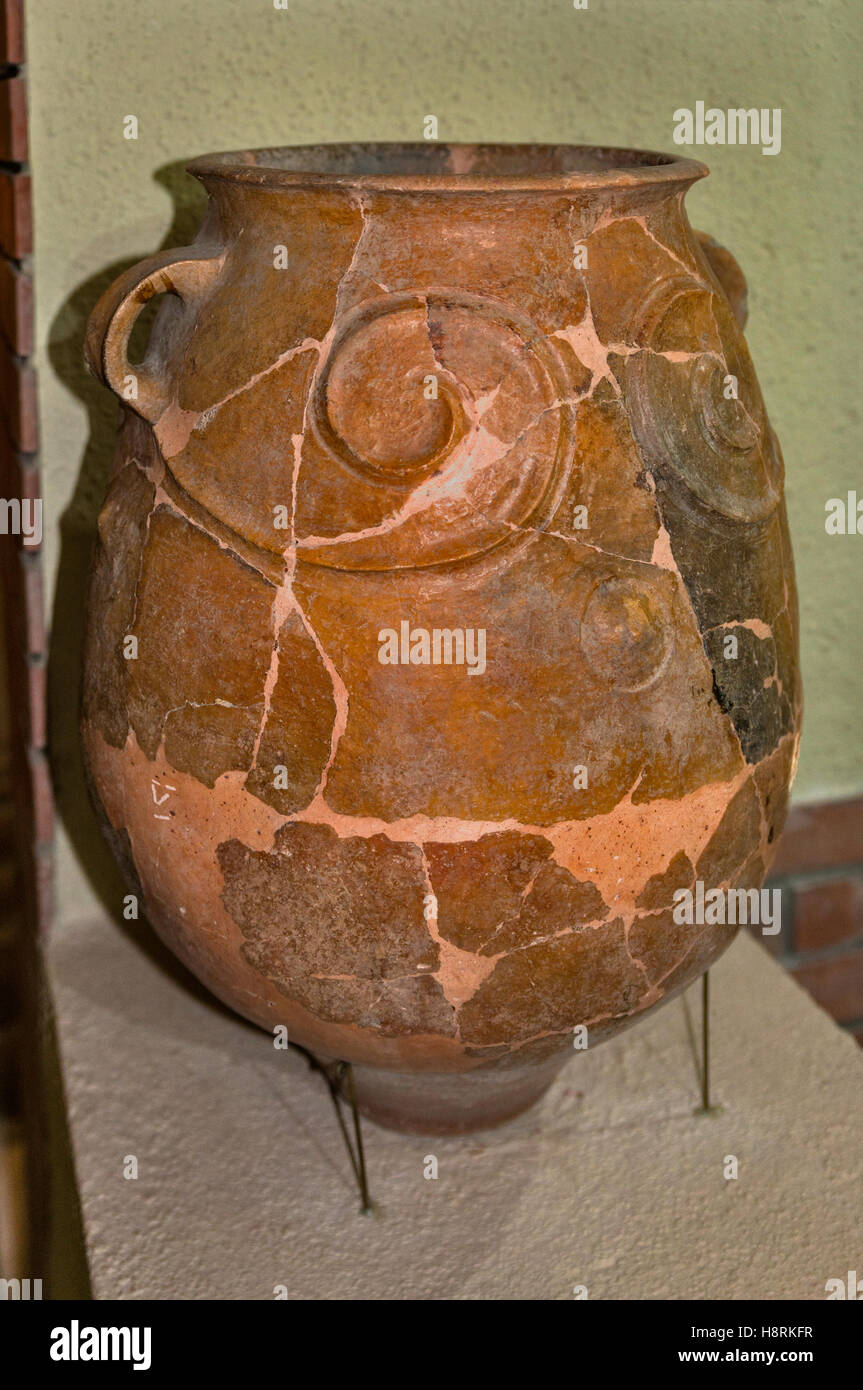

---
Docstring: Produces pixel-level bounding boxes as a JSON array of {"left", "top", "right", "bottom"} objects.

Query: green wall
[{"left": 27, "top": 0, "right": 862, "bottom": 920}]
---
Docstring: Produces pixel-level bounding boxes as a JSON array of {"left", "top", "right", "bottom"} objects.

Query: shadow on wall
[{"left": 45, "top": 158, "right": 226, "bottom": 1002}]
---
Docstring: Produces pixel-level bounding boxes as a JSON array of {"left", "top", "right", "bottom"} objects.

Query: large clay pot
[{"left": 82, "top": 144, "right": 801, "bottom": 1134}]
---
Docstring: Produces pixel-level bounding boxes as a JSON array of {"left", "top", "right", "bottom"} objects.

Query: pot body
[{"left": 82, "top": 145, "right": 801, "bottom": 1133}]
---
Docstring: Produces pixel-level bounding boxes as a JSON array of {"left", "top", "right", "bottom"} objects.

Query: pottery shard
[
  {"left": 457, "top": 918, "right": 643, "bottom": 1046},
  {"left": 628, "top": 907, "right": 736, "bottom": 996},
  {"left": 295, "top": 429, "right": 403, "bottom": 541},
  {"left": 651, "top": 482, "right": 796, "bottom": 764},
  {"left": 703, "top": 624, "right": 792, "bottom": 765},
  {"left": 83, "top": 455, "right": 155, "bottom": 748},
  {"left": 547, "top": 391, "right": 661, "bottom": 559},
  {"left": 326, "top": 306, "right": 446, "bottom": 465},
  {"left": 585, "top": 217, "right": 698, "bottom": 344},
  {"left": 734, "top": 851, "right": 766, "bottom": 891},
  {"left": 166, "top": 349, "right": 317, "bottom": 554},
  {"left": 635, "top": 850, "right": 695, "bottom": 911},
  {"left": 696, "top": 231, "right": 749, "bottom": 329},
  {"left": 127, "top": 507, "right": 275, "bottom": 784},
  {"left": 629, "top": 781, "right": 767, "bottom": 996},
  {"left": 177, "top": 192, "right": 364, "bottom": 413},
  {"left": 696, "top": 777, "right": 763, "bottom": 888},
  {"left": 753, "top": 738, "right": 794, "bottom": 852},
  {"left": 158, "top": 472, "right": 285, "bottom": 586},
  {"left": 217, "top": 823, "right": 455, "bottom": 1036},
  {"left": 297, "top": 532, "right": 742, "bottom": 825},
  {"left": 426, "top": 833, "right": 606, "bottom": 955},
  {"left": 424, "top": 832, "right": 553, "bottom": 951},
  {"left": 502, "top": 862, "right": 609, "bottom": 949},
  {"left": 336, "top": 194, "right": 587, "bottom": 335},
  {"left": 244, "top": 609, "right": 337, "bottom": 815},
  {"left": 428, "top": 303, "right": 558, "bottom": 447}
]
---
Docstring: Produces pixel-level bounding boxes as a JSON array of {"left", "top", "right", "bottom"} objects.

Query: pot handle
[
  {"left": 694, "top": 230, "right": 749, "bottom": 331},
  {"left": 84, "top": 246, "right": 222, "bottom": 423}
]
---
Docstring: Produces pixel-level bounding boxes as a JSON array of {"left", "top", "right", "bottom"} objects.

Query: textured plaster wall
[{"left": 27, "top": 0, "right": 862, "bottom": 926}]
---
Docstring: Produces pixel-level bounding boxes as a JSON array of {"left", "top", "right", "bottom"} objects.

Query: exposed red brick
[
  {"left": 28, "top": 748, "right": 54, "bottom": 847},
  {"left": 792, "top": 949, "right": 863, "bottom": 1025},
  {"left": 0, "top": 1, "right": 24, "bottom": 65},
  {"left": 0, "top": 169, "right": 31, "bottom": 259},
  {"left": 794, "top": 876, "right": 863, "bottom": 954},
  {"left": 0, "top": 8, "right": 49, "bottom": 987},
  {"left": 771, "top": 797, "right": 863, "bottom": 876},
  {"left": 0, "top": 255, "right": 33, "bottom": 355},
  {"left": 20, "top": 555, "right": 45, "bottom": 655},
  {"left": 0, "top": 75, "right": 27, "bottom": 163},
  {"left": 26, "top": 658, "right": 46, "bottom": 748},
  {"left": 0, "top": 343, "right": 37, "bottom": 451},
  {"left": 19, "top": 461, "right": 42, "bottom": 553}
]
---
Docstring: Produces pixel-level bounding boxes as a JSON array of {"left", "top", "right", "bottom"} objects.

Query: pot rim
[{"left": 187, "top": 142, "right": 708, "bottom": 193}]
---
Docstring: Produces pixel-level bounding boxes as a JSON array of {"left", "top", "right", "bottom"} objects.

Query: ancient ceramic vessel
[{"left": 83, "top": 144, "right": 801, "bottom": 1134}]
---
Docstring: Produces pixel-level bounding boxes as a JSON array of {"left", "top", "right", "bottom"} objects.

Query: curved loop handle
[
  {"left": 84, "top": 246, "right": 222, "bottom": 422},
  {"left": 694, "top": 229, "right": 749, "bottom": 331}
]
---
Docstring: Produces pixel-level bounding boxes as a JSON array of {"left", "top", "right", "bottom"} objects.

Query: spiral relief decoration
[
  {"left": 626, "top": 276, "right": 782, "bottom": 525},
  {"left": 298, "top": 290, "right": 575, "bottom": 571},
  {"left": 579, "top": 572, "right": 675, "bottom": 694}
]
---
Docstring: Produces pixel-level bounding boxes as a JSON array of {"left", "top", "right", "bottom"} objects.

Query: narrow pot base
[{"left": 336, "top": 1055, "right": 568, "bottom": 1135}]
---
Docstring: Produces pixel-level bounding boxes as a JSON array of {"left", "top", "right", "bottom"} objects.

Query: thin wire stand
[
  {"left": 333, "top": 1061, "right": 372, "bottom": 1215},
  {"left": 296, "top": 1050, "right": 373, "bottom": 1214},
  {"left": 345, "top": 1063, "right": 372, "bottom": 1215},
  {"left": 696, "top": 970, "right": 720, "bottom": 1116},
  {"left": 701, "top": 971, "right": 710, "bottom": 1110}
]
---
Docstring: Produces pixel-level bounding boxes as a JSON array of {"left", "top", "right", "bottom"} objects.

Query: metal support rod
[
  {"left": 700, "top": 970, "right": 711, "bottom": 1112},
  {"left": 345, "top": 1063, "right": 372, "bottom": 1215}
]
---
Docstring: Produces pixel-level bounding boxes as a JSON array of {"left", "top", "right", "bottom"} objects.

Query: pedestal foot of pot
[{"left": 339, "top": 1055, "right": 567, "bottom": 1136}]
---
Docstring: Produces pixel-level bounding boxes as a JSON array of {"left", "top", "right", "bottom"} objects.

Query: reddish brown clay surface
[{"left": 82, "top": 144, "right": 801, "bottom": 1133}]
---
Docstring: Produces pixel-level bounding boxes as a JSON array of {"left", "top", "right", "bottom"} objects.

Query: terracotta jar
[{"left": 83, "top": 144, "right": 801, "bottom": 1134}]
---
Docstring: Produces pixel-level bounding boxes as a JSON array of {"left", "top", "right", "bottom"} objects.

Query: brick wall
[
  {"left": 0, "top": 0, "right": 50, "bottom": 942},
  {"left": 754, "top": 799, "right": 863, "bottom": 1047},
  {"left": 0, "top": 0, "right": 56, "bottom": 1285}
]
